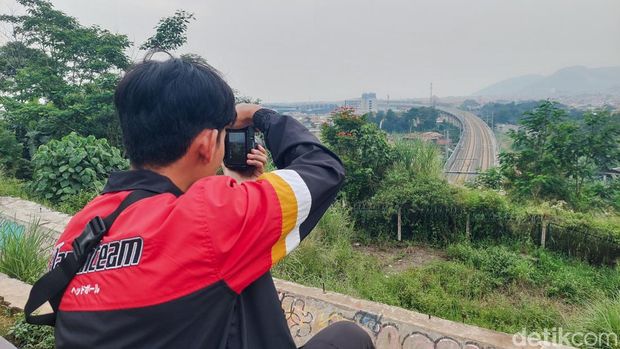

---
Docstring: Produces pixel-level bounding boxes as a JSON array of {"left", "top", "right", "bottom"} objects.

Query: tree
[
  {"left": 582, "top": 110, "right": 620, "bottom": 171},
  {"left": 0, "top": 0, "right": 131, "bottom": 158},
  {"left": 141, "top": 10, "right": 195, "bottom": 51},
  {"left": 0, "top": 121, "right": 30, "bottom": 178},
  {"left": 499, "top": 101, "right": 620, "bottom": 208},
  {"left": 460, "top": 99, "right": 480, "bottom": 111},
  {"left": 500, "top": 101, "right": 573, "bottom": 201},
  {"left": 321, "top": 107, "right": 393, "bottom": 203}
]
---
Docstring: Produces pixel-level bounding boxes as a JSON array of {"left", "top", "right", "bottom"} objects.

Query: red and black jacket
[{"left": 51, "top": 109, "right": 345, "bottom": 349}]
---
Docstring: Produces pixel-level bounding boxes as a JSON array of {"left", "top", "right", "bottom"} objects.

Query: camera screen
[{"left": 228, "top": 132, "right": 246, "bottom": 161}]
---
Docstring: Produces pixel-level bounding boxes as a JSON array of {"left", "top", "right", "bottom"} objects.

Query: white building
[{"left": 360, "top": 92, "right": 377, "bottom": 114}]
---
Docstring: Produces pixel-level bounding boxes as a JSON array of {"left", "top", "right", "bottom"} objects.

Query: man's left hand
[{"left": 223, "top": 145, "right": 269, "bottom": 183}]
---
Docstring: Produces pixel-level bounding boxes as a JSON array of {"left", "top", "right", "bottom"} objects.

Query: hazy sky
[{"left": 2, "top": 0, "right": 619, "bottom": 102}]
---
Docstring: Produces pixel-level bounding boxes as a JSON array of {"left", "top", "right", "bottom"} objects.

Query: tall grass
[
  {"left": 392, "top": 139, "right": 443, "bottom": 179},
  {"left": 0, "top": 173, "right": 28, "bottom": 199},
  {"left": 570, "top": 293, "right": 620, "bottom": 348},
  {"left": 0, "top": 218, "right": 50, "bottom": 284}
]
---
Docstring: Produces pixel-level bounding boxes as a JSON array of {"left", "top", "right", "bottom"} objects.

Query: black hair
[{"left": 114, "top": 55, "right": 236, "bottom": 167}]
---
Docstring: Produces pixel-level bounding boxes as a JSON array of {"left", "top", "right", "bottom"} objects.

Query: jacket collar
[{"left": 102, "top": 170, "right": 184, "bottom": 197}]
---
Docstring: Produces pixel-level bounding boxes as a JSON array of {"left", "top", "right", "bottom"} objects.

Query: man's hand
[
  {"left": 223, "top": 145, "right": 269, "bottom": 183},
  {"left": 233, "top": 103, "right": 262, "bottom": 129}
]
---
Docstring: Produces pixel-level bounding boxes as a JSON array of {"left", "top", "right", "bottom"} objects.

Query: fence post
[
  {"left": 465, "top": 213, "right": 471, "bottom": 240},
  {"left": 397, "top": 207, "right": 402, "bottom": 242},
  {"left": 540, "top": 216, "right": 548, "bottom": 249}
]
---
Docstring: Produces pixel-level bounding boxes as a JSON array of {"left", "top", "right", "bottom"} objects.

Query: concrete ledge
[
  {"left": 274, "top": 279, "right": 571, "bottom": 348},
  {"left": 0, "top": 196, "right": 572, "bottom": 348},
  {"left": 0, "top": 196, "right": 69, "bottom": 244}
]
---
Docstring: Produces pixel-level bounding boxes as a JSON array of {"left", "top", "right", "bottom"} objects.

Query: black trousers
[{"left": 301, "top": 321, "right": 375, "bottom": 349}]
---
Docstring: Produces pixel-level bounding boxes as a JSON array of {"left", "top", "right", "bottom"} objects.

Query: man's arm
[
  {"left": 252, "top": 107, "right": 345, "bottom": 260},
  {"left": 197, "top": 105, "right": 345, "bottom": 293}
]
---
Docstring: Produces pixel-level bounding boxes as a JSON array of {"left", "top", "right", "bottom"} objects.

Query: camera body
[{"left": 224, "top": 127, "right": 256, "bottom": 171}]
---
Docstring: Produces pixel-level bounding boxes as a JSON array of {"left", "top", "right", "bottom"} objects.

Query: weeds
[
  {"left": 0, "top": 218, "right": 50, "bottom": 284},
  {"left": 570, "top": 293, "right": 620, "bottom": 349},
  {"left": 7, "top": 316, "right": 54, "bottom": 349}
]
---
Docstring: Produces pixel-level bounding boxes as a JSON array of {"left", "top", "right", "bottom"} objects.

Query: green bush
[
  {"left": 0, "top": 219, "right": 49, "bottom": 284},
  {"left": 29, "top": 132, "right": 128, "bottom": 203}
]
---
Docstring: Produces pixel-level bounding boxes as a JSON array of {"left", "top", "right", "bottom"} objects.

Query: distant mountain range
[{"left": 474, "top": 66, "right": 620, "bottom": 98}]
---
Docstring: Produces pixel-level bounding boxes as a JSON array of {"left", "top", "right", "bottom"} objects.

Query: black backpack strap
[{"left": 25, "top": 190, "right": 157, "bottom": 326}]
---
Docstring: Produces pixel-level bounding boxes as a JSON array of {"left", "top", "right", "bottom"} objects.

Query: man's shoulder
[
  {"left": 186, "top": 175, "right": 250, "bottom": 198},
  {"left": 55, "top": 192, "right": 129, "bottom": 248}
]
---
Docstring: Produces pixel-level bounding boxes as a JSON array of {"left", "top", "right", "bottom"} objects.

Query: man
[{"left": 49, "top": 56, "right": 375, "bottom": 348}]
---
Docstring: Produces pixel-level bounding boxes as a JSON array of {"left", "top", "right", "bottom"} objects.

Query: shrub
[
  {"left": 29, "top": 132, "right": 128, "bottom": 203},
  {"left": 367, "top": 174, "right": 464, "bottom": 243},
  {"left": 0, "top": 219, "right": 50, "bottom": 284}
]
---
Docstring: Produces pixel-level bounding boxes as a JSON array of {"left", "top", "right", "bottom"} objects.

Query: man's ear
[{"left": 195, "top": 129, "right": 219, "bottom": 164}]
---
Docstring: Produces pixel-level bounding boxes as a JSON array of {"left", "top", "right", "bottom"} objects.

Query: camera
[{"left": 224, "top": 127, "right": 256, "bottom": 171}]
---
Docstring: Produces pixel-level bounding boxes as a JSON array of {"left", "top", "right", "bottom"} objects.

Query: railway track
[{"left": 439, "top": 107, "right": 498, "bottom": 184}]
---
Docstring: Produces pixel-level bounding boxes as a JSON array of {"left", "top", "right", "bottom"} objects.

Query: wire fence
[{"left": 349, "top": 203, "right": 620, "bottom": 266}]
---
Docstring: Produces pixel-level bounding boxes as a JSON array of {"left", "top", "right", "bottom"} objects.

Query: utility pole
[{"left": 430, "top": 82, "right": 433, "bottom": 107}]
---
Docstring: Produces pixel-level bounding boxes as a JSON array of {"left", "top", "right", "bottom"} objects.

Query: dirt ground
[{"left": 353, "top": 243, "right": 447, "bottom": 273}]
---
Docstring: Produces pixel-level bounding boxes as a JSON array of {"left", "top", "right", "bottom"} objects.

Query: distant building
[{"left": 360, "top": 92, "right": 377, "bottom": 114}]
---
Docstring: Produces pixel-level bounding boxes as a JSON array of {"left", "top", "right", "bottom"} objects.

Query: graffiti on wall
[{"left": 278, "top": 292, "right": 482, "bottom": 349}]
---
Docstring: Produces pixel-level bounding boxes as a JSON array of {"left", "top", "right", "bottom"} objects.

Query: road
[{"left": 439, "top": 107, "right": 498, "bottom": 184}]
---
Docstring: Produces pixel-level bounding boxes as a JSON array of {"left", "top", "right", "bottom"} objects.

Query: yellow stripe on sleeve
[{"left": 260, "top": 172, "right": 298, "bottom": 263}]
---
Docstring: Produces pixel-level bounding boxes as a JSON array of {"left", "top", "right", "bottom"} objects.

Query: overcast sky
[{"left": 2, "top": 0, "right": 619, "bottom": 102}]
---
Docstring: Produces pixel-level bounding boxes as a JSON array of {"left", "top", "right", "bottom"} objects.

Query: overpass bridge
[{"left": 438, "top": 107, "right": 498, "bottom": 184}]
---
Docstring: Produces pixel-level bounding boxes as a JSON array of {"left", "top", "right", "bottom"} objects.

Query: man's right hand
[{"left": 233, "top": 103, "right": 262, "bottom": 129}]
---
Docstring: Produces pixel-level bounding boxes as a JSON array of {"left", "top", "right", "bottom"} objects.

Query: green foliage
[
  {"left": 447, "top": 243, "right": 533, "bottom": 286},
  {"left": 141, "top": 10, "right": 195, "bottom": 51},
  {"left": 55, "top": 189, "right": 99, "bottom": 215},
  {"left": 0, "top": 122, "right": 30, "bottom": 178},
  {"left": 371, "top": 176, "right": 461, "bottom": 242},
  {"left": 0, "top": 174, "right": 28, "bottom": 199},
  {"left": 368, "top": 107, "right": 439, "bottom": 133},
  {"left": 570, "top": 293, "right": 620, "bottom": 349},
  {"left": 448, "top": 242, "right": 620, "bottom": 304},
  {"left": 500, "top": 101, "right": 573, "bottom": 201},
  {"left": 499, "top": 101, "right": 620, "bottom": 209},
  {"left": 276, "top": 210, "right": 620, "bottom": 333},
  {"left": 466, "top": 167, "right": 502, "bottom": 190},
  {"left": 29, "top": 132, "right": 128, "bottom": 203},
  {"left": 274, "top": 204, "right": 381, "bottom": 297},
  {"left": 321, "top": 107, "right": 393, "bottom": 203},
  {"left": 479, "top": 100, "right": 582, "bottom": 125},
  {"left": 391, "top": 139, "right": 443, "bottom": 179},
  {"left": 0, "top": 0, "right": 131, "bottom": 154},
  {"left": 7, "top": 316, "right": 54, "bottom": 349},
  {"left": 0, "top": 219, "right": 49, "bottom": 284},
  {"left": 460, "top": 99, "right": 480, "bottom": 111}
]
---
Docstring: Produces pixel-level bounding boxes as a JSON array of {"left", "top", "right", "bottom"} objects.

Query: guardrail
[{"left": 439, "top": 109, "right": 466, "bottom": 172}]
